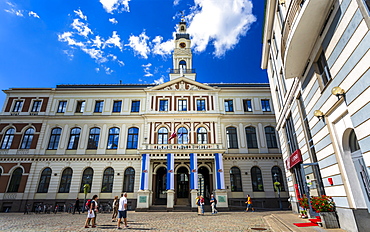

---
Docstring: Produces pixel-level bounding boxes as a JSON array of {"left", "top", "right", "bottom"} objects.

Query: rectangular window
[
  {"left": 285, "top": 116, "right": 299, "bottom": 154},
  {"left": 75, "top": 101, "right": 85, "bottom": 113},
  {"left": 57, "top": 101, "right": 67, "bottom": 113},
  {"left": 273, "top": 33, "right": 279, "bottom": 58},
  {"left": 261, "top": 99, "right": 271, "bottom": 112},
  {"left": 365, "top": 0, "right": 370, "bottom": 12},
  {"left": 243, "top": 99, "right": 252, "bottom": 112},
  {"left": 31, "top": 100, "right": 42, "bottom": 112},
  {"left": 159, "top": 100, "right": 168, "bottom": 111},
  {"left": 12, "top": 101, "right": 23, "bottom": 112},
  {"left": 112, "top": 100, "right": 122, "bottom": 113},
  {"left": 94, "top": 101, "right": 104, "bottom": 113},
  {"left": 131, "top": 100, "right": 140, "bottom": 112},
  {"left": 178, "top": 99, "right": 187, "bottom": 111},
  {"left": 224, "top": 100, "right": 234, "bottom": 112},
  {"left": 197, "top": 99, "right": 206, "bottom": 111},
  {"left": 317, "top": 51, "right": 331, "bottom": 87}
]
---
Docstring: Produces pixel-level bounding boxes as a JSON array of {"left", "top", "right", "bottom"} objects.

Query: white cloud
[
  {"left": 28, "top": 11, "right": 40, "bottom": 18},
  {"left": 104, "top": 31, "right": 123, "bottom": 50},
  {"left": 109, "top": 18, "right": 118, "bottom": 24},
  {"left": 82, "top": 48, "right": 108, "bottom": 63},
  {"left": 74, "top": 9, "right": 87, "bottom": 20},
  {"left": 58, "top": 32, "right": 85, "bottom": 47},
  {"left": 5, "top": 8, "right": 24, "bottom": 17},
  {"left": 142, "top": 63, "right": 153, "bottom": 77},
  {"left": 127, "top": 31, "right": 150, "bottom": 59},
  {"left": 152, "top": 36, "right": 174, "bottom": 56},
  {"left": 92, "top": 36, "right": 104, "bottom": 49},
  {"left": 173, "top": 0, "right": 180, "bottom": 6},
  {"left": 100, "top": 0, "right": 130, "bottom": 14},
  {"left": 186, "top": 0, "right": 256, "bottom": 57},
  {"left": 154, "top": 76, "right": 165, "bottom": 85},
  {"left": 105, "top": 67, "right": 113, "bottom": 74},
  {"left": 71, "top": 19, "right": 93, "bottom": 37}
]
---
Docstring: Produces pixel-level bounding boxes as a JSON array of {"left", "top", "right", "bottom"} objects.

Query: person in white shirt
[{"left": 117, "top": 192, "right": 128, "bottom": 229}]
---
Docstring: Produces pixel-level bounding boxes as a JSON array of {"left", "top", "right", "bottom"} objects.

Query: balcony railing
[
  {"left": 170, "top": 69, "right": 196, "bottom": 74},
  {"left": 142, "top": 143, "right": 223, "bottom": 151},
  {"left": 281, "top": 0, "right": 304, "bottom": 60}
]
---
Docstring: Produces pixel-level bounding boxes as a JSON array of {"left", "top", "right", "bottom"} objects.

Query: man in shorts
[
  {"left": 117, "top": 192, "right": 128, "bottom": 229},
  {"left": 245, "top": 194, "right": 255, "bottom": 212}
]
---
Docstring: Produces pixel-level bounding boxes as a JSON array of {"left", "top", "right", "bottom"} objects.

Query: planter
[{"left": 319, "top": 212, "right": 339, "bottom": 229}]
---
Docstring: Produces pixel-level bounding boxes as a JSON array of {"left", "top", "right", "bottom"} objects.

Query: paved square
[{"left": 0, "top": 211, "right": 274, "bottom": 231}]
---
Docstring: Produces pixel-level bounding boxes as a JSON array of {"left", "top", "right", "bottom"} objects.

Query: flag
[
  {"left": 178, "top": 132, "right": 183, "bottom": 139},
  {"left": 168, "top": 132, "right": 176, "bottom": 140}
]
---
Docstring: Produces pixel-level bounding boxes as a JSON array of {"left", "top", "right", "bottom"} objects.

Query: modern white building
[
  {"left": 0, "top": 20, "right": 288, "bottom": 213},
  {"left": 262, "top": 0, "right": 370, "bottom": 231}
]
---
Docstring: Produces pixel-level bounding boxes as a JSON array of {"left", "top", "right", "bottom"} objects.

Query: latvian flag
[{"left": 168, "top": 132, "right": 176, "bottom": 141}]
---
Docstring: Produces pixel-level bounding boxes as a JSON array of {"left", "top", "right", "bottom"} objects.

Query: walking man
[
  {"left": 111, "top": 196, "right": 119, "bottom": 222},
  {"left": 73, "top": 197, "right": 80, "bottom": 214},
  {"left": 210, "top": 194, "right": 218, "bottom": 214},
  {"left": 245, "top": 194, "right": 255, "bottom": 212},
  {"left": 117, "top": 192, "right": 129, "bottom": 229}
]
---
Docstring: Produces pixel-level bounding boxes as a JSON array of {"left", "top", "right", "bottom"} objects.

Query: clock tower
[{"left": 170, "top": 19, "right": 196, "bottom": 81}]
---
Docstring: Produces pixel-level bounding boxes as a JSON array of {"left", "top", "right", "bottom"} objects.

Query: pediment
[{"left": 149, "top": 77, "right": 215, "bottom": 91}]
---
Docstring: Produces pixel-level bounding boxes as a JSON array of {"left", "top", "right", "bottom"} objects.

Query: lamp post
[{"left": 274, "top": 173, "right": 283, "bottom": 210}]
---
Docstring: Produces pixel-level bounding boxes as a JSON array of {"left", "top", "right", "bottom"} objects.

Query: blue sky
[{"left": 0, "top": 0, "right": 267, "bottom": 108}]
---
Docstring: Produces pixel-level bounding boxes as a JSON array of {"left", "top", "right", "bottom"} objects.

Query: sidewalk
[{"left": 264, "top": 212, "right": 346, "bottom": 232}]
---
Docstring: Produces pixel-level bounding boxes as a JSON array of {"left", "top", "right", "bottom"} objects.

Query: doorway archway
[
  {"left": 154, "top": 167, "right": 167, "bottom": 205},
  {"left": 176, "top": 166, "right": 189, "bottom": 199},
  {"left": 198, "top": 166, "right": 211, "bottom": 203}
]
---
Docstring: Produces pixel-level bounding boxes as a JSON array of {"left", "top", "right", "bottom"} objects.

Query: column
[
  {"left": 166, "top": 153, "right": 175, "bottom": 209},
  {"left": 190, "top": 153, "right": 199, "bottom": 208},
  {"left": 214, "top": 153, "right": 228, "bottom": 208},
  {"left": 137, "top": 154, "right": 151, "bottom": 209}
]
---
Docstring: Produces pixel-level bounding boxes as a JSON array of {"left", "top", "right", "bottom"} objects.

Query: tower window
[{"left": 159, "top": 100, "right": 168, "bottom": 111}]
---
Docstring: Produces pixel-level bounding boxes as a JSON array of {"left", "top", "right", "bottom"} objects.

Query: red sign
[{"left": 285, "top": 149, "right": 302, "bottom": 169}]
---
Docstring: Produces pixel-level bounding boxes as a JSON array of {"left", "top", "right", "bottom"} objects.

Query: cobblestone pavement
[{"left": 0, "top": 211, "right": 275, "bottom": 232}]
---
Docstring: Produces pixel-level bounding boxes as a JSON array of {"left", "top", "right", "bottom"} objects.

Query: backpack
[
  {"left": 85, "top": 199, "right": 92, "bottom": 210},
  {"left": 195, "top": 198, "right": 199, "bottom": 205}
]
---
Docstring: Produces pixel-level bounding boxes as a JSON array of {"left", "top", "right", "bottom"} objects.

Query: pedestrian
[
  {"left": 195, "top": 195, "right": 201, "bottom": 215},
  {"left": 245, "top": 194, "right": 255, "bottom": 212},
  {"left": 111, "top": 196, "right": 119, "bottom": 222},
  {"left": 117, "top": 192, "right": 129, "bottom": 229},
  {"left": 210, "top": 194, "right": 218, "bottom": 214},
  {"left": 200, "top": 195, "right": 205, "bottom": 215},
  {"left": 73, "top": 197, "right": 81, "bottom": 214},
  {"left": 84, "top": 195, "right": 98, "bottom": 228}
]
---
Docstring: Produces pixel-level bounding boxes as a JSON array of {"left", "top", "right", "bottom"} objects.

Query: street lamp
[{"left": 274, "top": 173, "right": 283, "bottom": 210}]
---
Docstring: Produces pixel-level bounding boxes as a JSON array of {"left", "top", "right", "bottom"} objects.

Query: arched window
[
  {"left": 226, "top": 127, "right": 238, "bottom": 148},
  {"left": 230, "top": 167, "right": 243, "bottom": 192},
  {"left": 87, "top": 127, "right": 100, "bottom": 149},
  {"left": 107, "top": 127, "right": 120, "bottom": 149},
  {"left": 177, "top": 127, "right": 188, "bottom": 144},
  {"left": 127, "top": 127, "right": 139, "bottom": 149},
  {"left": 1, "top": 128, "right": 15, "bottom": 149},
  {"left": 349, "top": 130, "right": 360, "bottom": 153},
  {"left": 197, "top": 127, "right": 208, "bottom": 144},
  {"left": 58, "top": 168, "right": 73, "bottom": 193},
  {"left": 179, "top": 60, "right": 187, "bottom": 73},
  {"left": 67, "top": 128, "right": 81, "bottom": 150},
  {"left": 265, "top": 126, "right": 278, "bottom": 148},
  {"left": 48, "top": 128, "right": 62, "bottom": 150},
  {"left": 123, "top": 167, "right": 135, "bottom": 192},
  {"left": 251, "top": 166, "right": 264, "bottom": 192},
  {"left": 37, "top": 168, "right": 52, "bottom": 193},
  {"left": 245, "top": 126, "right": 258, "bottom": 148},
  {"left": 158, "top": 127, "right": 168, "bottom": 144},
  {"left": 80, "top": 168, "right": 94, "bottom": 193},
  {"left": 7, "top": 167, "right": 23, "bottom": 192},
  {"left": 20, "top": 128, "right": 35, "bottom": 149},
  {"left": 101, "top": 167, "right": 114, "bottom": 193},
  {"left": 271, "top": 166, "right": 285, "bottom": 191}
]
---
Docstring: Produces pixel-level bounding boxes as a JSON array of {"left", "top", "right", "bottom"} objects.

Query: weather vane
[{"left": 180, "top": 10, "right": 185, "bottom": 22}]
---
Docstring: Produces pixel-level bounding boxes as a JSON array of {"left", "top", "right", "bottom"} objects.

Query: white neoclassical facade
[
  {"left": 262, "top": 0, "right": 370, "bottom": 231},
  {"left": 0, "top": 20, "right": 288, "bottom": 212}
]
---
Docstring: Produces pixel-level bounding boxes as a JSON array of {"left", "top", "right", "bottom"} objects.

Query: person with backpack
[
  {"left": 111, "top": 196, "right": 119, "bottom": 222},
  {"left": 245, "top": 194, "right": 255, "bottom": 212},
  {"left": 84, "top": 195, "right": 98, "bottom": 228},
  {"left": 210, "top": 194, "right": 218, "bottom": 214},
  {"left": 195, "top": 195, "right": 201, "bottom": 215},
  {"left": 199, "top": 195, "right": 205, "bottom": 215}
]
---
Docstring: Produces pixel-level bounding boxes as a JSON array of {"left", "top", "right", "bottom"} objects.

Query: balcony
[
  {"left": 139, "top": 143, "right": 224, "bottom": 154},
  {"left": 170, "top": 69, "right": 196, "bottom": 74},
  {"left": 282, "top": 0, "right": 333, "bottom": 78}
]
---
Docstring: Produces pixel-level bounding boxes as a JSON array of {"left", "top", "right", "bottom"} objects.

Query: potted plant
[
  {"left": 311, "top": 195, "right": 339, "bottom": 229},
  {"left": 298, "top": 195, "right": 309, "bottom": 218}
]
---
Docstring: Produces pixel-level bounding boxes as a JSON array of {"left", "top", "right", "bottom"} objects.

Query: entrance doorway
[
  {"left": 198, "top": 166, "right": 211, "bottom": 203},
  {"left": 176, "top": 167, "right": 189, "bottom": 199},
  {"left": 154, "top": 167, "right": 167, "bottom": 205}
]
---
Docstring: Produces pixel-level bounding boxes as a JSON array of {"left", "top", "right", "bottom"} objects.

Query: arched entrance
[
  {"left": 176, "top": 167, "right": 189, "bottom": 199},
  {"left": 198, "top": 166, "right": 211, "bottom": 203},
  {"left": 154, "top": 167, "right": 167, "bottom": 205}
]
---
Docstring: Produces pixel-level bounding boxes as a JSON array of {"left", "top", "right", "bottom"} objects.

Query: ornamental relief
[{"left": 162, "top": 81, "right": 203, "bottom": 91}]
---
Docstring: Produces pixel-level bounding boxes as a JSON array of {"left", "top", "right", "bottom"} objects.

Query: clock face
[{"left": 179, "top": 42, "right": 186, "bottom": 48}]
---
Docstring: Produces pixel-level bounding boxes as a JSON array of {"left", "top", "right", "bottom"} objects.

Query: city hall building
[
  {"left": 0, "top": 20, "right": 287, "bottom": 212},
  {"left": 262, "top": 0, "right": 370, "bottom": 231}
]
